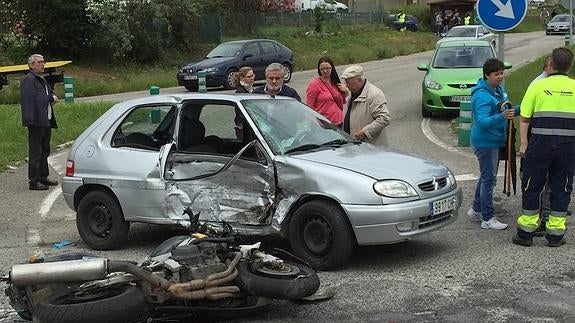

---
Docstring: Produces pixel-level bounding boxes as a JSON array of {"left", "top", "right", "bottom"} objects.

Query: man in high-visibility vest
[
  {"left": 464, "top": 13, "right": 471, "bottom": 25},
  {"left": 397, "top": 12, "right": 406, "bottom": 32},
  {"left": 512, "top": 47, "right": 575, "bottom": 247}
]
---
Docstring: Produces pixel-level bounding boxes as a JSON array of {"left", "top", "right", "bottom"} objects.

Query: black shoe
[
  {"left": 548, "top": 237, "right": 566, "bottom": 247},
  {"left": 533, "top": 222, "right": 546, "bottom": 237},
  {"left": 29, "top": 182, "right": 49, "bottom": 191},
  {"left": 39, "top": 178, "right": 58, "bottom": 186},
  {"left": 512, "top": 234, "right": 533, "bottom": 247}
]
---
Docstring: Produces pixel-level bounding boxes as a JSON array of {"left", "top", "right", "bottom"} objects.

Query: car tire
[
  {"left": 282, "top": 63, "right": 292, "bottom": 83},
  {"left": 224, "top": 69, "right": 238, "bottom": 89},
  {"left": 185, "top": 84, "right": 198, "bottom": 92},
  {"left": 288, "top": 200, "right": 354, "bottom": 270},
  {"left": 77, "top": 191, "right": 130, "bottom": 250},
  {"left": 35, "top": 285, "right": 148, "bottom": 323},
  {"left": 422, "top": 104, "right": 432, "bottom": 118}
]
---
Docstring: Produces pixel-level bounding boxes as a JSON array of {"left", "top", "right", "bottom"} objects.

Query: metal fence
[{"left": 254, "top": 11, "right": 390, "bottom": 27}]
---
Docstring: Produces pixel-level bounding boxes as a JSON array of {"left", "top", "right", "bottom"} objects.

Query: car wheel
[
  {"left": 288, "top": 200, "right": 354, "bottom": 270},
  {"left": 184, "top": 84, "right": 198, "bottom": 92},
  {"left": 282, "top": 63, "right": 292, "bottom": 83},
  {"left": 224, "top": 69, "right": 238, "bottom": 89},
  {"left": 77, "top": 191, "right": 130, "bottom": 250},
  {"left": 422, "top": 104, "right": 432, "bottom": 118}
]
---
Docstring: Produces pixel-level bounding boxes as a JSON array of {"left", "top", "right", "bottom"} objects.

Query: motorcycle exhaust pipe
[{"left": 10, "top": 258, "right": 108, "bottom": 286}]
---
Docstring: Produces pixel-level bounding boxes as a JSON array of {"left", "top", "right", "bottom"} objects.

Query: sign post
[{"left": 477, "top": 0, "right": 528, "bottom": 63}]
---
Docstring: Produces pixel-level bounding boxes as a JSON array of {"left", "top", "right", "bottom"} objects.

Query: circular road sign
[{"left": 477, "top": 0, "right": 528, "bottom": 32}]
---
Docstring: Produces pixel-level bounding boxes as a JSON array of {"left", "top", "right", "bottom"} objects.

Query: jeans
[{"left": 472, "top": 148, "right": 500, "bottom": 221}]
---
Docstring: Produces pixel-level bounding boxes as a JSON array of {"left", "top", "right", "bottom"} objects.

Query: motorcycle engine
[{"left": 168, "top": 242, "right": 226, "bottom": 282}]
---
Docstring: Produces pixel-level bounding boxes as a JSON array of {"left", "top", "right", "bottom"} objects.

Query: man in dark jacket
[
  {"left": 253, "top": 63, "right": 301, "bottom": 101},
  {"left": 21, "top": 54, "right": 59, "bottom": 190}
]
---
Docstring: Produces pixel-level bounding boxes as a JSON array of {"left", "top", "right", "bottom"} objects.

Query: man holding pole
[{"left": 512, "top": 47, "right": 575, "bottom": 247}]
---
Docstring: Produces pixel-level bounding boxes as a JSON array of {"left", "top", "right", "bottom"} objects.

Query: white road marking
[
  {"left": 420, "top": 118, "right": 475, "bottom": 159},
  {"left": 26, "top": 228, "right": 43, "bottom": 246},
  {"left": 39, "top": 187, "right": 63, "bottom": 219},
  {"left": 454, "top": 174, "right": 478, "bottom": 181}
]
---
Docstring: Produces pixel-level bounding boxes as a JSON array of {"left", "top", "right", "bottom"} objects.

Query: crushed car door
[{"left": 159, "top": 100, "right": 276, "bottom": 226}]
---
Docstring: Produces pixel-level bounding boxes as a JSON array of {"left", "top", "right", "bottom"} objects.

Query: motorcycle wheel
[
  {"left": 34, "top": 285, "right": 148, "bottom": 323},
  {"left": 237, "top": 261, "right": 320, "bottom": 300}
]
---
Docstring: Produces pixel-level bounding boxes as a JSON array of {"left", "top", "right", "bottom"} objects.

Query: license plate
[
  {"left": 183, "top": 75, "right": 198, "bottom": 80},
  {"left": 431, "top": 196, "right": 456, "bottom": 216},
  {"left": 449, "top": 95, "right": 470, "bottom": 102}
]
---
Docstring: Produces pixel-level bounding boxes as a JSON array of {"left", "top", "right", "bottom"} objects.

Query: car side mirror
[
  {"left": 243, "top": 54, "right": 253, "bottom": 60},
  {"left": 416, "top": 63, "right": 429, "bottom": 71},
  {"left": 504, "top": 62, "right": 512, "bottom": 69}
]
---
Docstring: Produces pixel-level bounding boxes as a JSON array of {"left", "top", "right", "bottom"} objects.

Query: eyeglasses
[{"left": 320, "top": 67, "right": 332, "bottom": 71}]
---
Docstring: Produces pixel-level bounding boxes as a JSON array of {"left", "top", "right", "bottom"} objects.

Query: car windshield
[
  {"left": 206, "top": 43, "right": 243, "bottom": 58},
  {"left": 550, "top": 15, "right": 571, "bottom": 23},
  {"left": 445, "top": 28, "right": 476, "bottom": 37},
  {"left": 241, "top": 99, "right": 353, "bottom": 155},
  {"left": 433, "top": 46, "right": 493, "bottom": 68}
]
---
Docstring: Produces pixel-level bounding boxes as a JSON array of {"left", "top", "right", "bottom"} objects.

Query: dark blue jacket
[
  {"left": 20, "top": 71, "right": 57, "bottom": 128},
  {"left": 470, "top": 78, "right": 518, "bottom": 148},
  {"left": 253, "top": 84, "right": 301, "bottom": 101}
]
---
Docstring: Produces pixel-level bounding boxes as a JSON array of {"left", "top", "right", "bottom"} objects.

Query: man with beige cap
[{"left": 340, "top": 65, "right": 390, "bottom": 146}]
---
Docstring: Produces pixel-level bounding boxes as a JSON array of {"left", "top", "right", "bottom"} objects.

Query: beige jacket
[{"left": 343, "top": 80, "right": 391, "bottom": 146}]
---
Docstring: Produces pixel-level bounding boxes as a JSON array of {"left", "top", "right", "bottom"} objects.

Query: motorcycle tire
[
  {"left": 34, "top": 285, "right": 148, "bottom": 323},
  {"left": 237, "top": 261, "right": 320, "bottom": 300}
]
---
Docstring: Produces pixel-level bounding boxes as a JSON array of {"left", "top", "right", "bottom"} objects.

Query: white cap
[{"left": 340, "top": 65, "right": 364, "bottom": 80}]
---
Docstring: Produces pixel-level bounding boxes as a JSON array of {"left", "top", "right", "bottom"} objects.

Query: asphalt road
[{"left": 2, "top": 31, "right": 574, "bottom": 322}]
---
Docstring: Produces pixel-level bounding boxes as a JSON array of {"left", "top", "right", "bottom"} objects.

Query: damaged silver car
[{"left": 62, "top": 94, "right": 462, "bottom": 270}]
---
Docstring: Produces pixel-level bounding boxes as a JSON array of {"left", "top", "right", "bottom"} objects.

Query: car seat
[{"left": 180, "top": 119, "right": 218, "bottom": 153}]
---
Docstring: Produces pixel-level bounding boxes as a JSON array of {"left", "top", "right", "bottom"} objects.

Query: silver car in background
[
  {"left": 62, "top": 94, "right": 462, "bottom": 270},
  {"left": 546, "top": 14, "right": 575, "bottom": 35},
  {"left": 437, "top": 25, "right": 497, "bottom": 48}
]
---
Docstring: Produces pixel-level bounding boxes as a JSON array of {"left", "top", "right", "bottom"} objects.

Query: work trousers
[
  {"left": 518, "top": 134, "right": 575, "bottom": 241},
  {"left": 28, "top": 126, "right": 52, "bottom": 184}
]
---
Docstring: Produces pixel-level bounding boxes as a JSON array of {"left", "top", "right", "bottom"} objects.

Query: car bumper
[
  {"left": 422, "top": 85, "right": 472, "bottom": 112},
  {"left": 176, "top": 73, "right": 226, "bottom": 87},
  {"left": 546, "top": 28, "right": 570, "bottom": 34},
  {"left": 343, "top": 186, "right": 462, "bottom": 245},
  {"left": 61, "top": 176, "right": 84, "bottom": 210}
]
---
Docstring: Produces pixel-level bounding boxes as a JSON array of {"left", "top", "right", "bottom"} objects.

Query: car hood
[
  {"left": 288, "top": 143, "right": 448, "bottom": 182},
  {"left": 184, "top": 57, "right": 236, "bottom": 70},
  {"left": 427, "top": 67, "right": 482, "bottom": 85}
]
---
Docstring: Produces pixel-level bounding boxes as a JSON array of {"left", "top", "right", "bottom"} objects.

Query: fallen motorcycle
[{"left": 3, "top": 208, "right": 320, "bottom": 322}]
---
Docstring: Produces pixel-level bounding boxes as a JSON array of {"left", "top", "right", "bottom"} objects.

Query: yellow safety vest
[{"left": 464, "top": 16, "right": 471, "bottom": 25}]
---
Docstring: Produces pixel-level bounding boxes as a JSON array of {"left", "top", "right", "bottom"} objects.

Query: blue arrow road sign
[{"left": 477, "top": 0, "right": 527, "bottom": 32}]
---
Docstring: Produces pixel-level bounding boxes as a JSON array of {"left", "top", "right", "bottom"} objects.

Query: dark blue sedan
[{"left": 177, "top": 39, "right": 294, "bottom": 91}]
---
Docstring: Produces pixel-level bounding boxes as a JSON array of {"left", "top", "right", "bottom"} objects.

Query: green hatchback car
[{"left": 417, "top": 40, "right": 510, "bottom": 117}]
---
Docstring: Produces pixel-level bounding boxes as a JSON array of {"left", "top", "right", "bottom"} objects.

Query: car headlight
[
  {"left": 424, "top": 78, "right": 442, "bottom": 90},
  {"left": 447, "top": 170, "right": 456, "bottom": 187},
  {"left": 202, "top": 67, "right": 218, "bottom": 73},
  {"left": 373, "top": 180, "right": 418, "bottom": 198}
]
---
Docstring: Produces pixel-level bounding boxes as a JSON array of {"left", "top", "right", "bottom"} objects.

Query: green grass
[{"left": 0, "top": 102, "right": 115, "bottom": 170}]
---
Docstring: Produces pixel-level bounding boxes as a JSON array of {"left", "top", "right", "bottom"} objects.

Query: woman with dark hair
[
  {"left": 468, "top": 58, "right": 519, "bottom": 230},
  {"left": 234, "top": 67, "right": 255, "bottom": 93},
  {"left": 305, "top": 56, "right": 348, "bottom": 125}
]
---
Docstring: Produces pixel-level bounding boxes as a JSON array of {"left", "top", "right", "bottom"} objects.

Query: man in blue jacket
[
  {"left": 21, "top": 54, "right": 59, "bottom": 191},
  {"left": 467, "top": 58, "right": 519, "bottom": 230}
]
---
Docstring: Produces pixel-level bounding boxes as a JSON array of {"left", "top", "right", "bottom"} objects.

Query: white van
[{"left": 295, "top": 0, "right": 348, "bottom": 12}]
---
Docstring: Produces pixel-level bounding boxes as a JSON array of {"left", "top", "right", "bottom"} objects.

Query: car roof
[
  {"left": 437, "top": 40, "right": 492, "bottom": 47},
  {"left": 223, "top": 39, "right": 279, "bottom": 44},
  {"left": 110, "top": 93, "right": 294, "bottom": 114}
]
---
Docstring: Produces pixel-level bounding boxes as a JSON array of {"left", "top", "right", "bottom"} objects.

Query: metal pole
[
  {"left": 498, "top": 33, "right": 505, "bottom": 63},
  {"left": 570, "top": 0, "right": 573, "bottom": 45}
]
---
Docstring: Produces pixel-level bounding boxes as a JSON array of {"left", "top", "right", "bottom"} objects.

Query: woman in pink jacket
[{"left": 306, "top": 56, "right": 348, "bottom": 126}]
